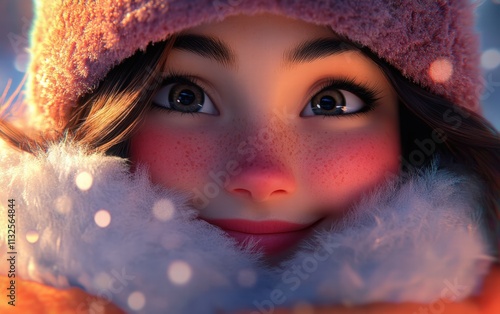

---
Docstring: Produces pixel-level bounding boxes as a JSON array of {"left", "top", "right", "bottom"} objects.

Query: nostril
[
  {"left": 271, "top": 190, "right": 287, "bottom": 196},
  {"left": 233, "top": 188, "right": 252, "bottom": 197},
  {"left": 226, "top": 168, "right": 296, "bottom": 202},
  {"left": 231, "top": 188, "right": 288, "bottom": 202}
]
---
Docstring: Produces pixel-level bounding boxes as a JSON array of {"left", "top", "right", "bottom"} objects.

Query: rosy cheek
[
  {"left": 302, "top": 133, "right": 400, "bottom": 212},
  {"left": 129, "top": 126, "right": 218, "bottom": 190}
]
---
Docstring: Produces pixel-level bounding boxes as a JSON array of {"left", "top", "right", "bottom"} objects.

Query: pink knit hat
[{"left": 27, "top": 0, "right": 483, "bottom": 133}]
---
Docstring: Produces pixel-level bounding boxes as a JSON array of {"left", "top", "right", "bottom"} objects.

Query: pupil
[
  {"left": 178, "top": 90, "right": 195, "bottom": 106},
  {"left": 319, "top": 96, "right": 335, "bottom": 110},
  {"left": 311, "top": 89, "right": 346, "bottom": 116}
]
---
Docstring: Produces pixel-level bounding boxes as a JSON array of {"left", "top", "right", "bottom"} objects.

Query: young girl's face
[{"left": 130, "top": 14, "right": 400, "bottom": 257}]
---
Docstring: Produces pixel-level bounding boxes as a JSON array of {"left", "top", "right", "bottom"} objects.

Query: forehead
[
  {"left": 180, "top": 14, "right": 336, "bottom": 56},
  {"left": 169, "top": 13, "right": 366, "bottom": 73}
]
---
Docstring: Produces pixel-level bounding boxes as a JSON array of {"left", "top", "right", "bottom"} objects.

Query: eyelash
[
  {"left": 152, "top": 70, "right": 212, "bottom": 116},
  {"left": 310, "top": 77, "right": 381, "bottom": 119},
  {"left": 159, "top": 71, "right": 207, "bottom": 91},
  {"left": 152, "top": 72, "right": 381, "bottom": 118}
]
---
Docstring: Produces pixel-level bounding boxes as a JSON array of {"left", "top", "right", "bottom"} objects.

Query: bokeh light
[
  {"left": 94, "top": 209, "right": 111, "bottom": 228},
  {"left": 76, "top": 171, "right": 93, "bottom": 191},
  {"left": 481, "top": 48, "right": 500, "bottom": 70},
  {"left": 428, "top": 58, "right": 454, "bottom": 83},
  {"left": 127, "top": 291, "right": 146, "bottom": 311},
  {"left": 14, "top": 53, "right": 28, "bottom": 72},
  {"left": 26, "top": 230, "right": 39, "bottom": 243},
  {"left": 167, "top": 260, "right": 192, "bottom": 285},
  {"left": 152, "top": 199, "right": 175, "bottom": 221}
]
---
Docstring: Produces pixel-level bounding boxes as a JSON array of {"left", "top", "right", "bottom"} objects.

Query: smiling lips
[{"left": 204, "top": 219, "right": 315, "bottom": 255}]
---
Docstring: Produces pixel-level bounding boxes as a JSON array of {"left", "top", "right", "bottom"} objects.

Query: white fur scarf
[{"left": 0, "top": 142, "right": 495, "bottom": 313}]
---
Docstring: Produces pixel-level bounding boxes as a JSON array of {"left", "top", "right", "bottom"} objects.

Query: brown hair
[
  {"left": 0, "top": 37, "right": 175, "bottom": 155},
  {"left": 364, "top": 46, "right": 499, "bottom": 252},
  {"left": 377, "top": 58, "right": 500, "bottom": 250},
  {"left": 1, "top": 36, "right": 499, "bottom": 249}
]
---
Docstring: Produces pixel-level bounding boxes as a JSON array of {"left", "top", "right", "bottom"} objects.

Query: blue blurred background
[{"left": 0, "top": 0, "right": 499, "bottom": 129}]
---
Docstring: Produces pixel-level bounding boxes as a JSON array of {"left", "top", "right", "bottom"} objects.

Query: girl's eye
[
  {"left": 302, "top": 88, "right": 366, "bottom": 117},
  {"left": 152, "top": 81, "right": 218, "bottom": 115}
]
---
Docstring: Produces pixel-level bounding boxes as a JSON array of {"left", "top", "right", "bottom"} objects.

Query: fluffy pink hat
[{"left": 27, "top": 0, "right": 483, "bottom": 132}]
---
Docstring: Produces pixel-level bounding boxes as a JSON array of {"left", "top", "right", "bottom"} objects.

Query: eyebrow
[
  {"left": 283, "top": 38, "right": 359, "bottom": 66},
  {"left": 172, "top": 34, "right": 358, "bottom": 69},
  {"left": 173, "top": 34, "right": 236, "bottom": 68}
]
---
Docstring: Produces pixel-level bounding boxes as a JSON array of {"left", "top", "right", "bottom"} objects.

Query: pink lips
[{"left": 204, "top": 219, "right": 315, "bottom": 255}]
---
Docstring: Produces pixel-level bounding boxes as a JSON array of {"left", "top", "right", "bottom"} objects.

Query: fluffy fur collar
[{"left": 0, "top": 142, "right": 495, "bottom": 313}]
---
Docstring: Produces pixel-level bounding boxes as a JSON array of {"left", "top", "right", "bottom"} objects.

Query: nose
[
  {"left": 223, "top": 108, "right": 298, "bottom": 203},
  {"left": 225, "top": 159, "right": 296, "bottom": 203}
]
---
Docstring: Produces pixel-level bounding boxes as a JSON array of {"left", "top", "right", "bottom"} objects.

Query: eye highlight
[
  {"left": 152, "top": 75, "right": 218, "bottom": 115},
  {"left": 302, "top": 78, "right": 380, "bottom": 118}
]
